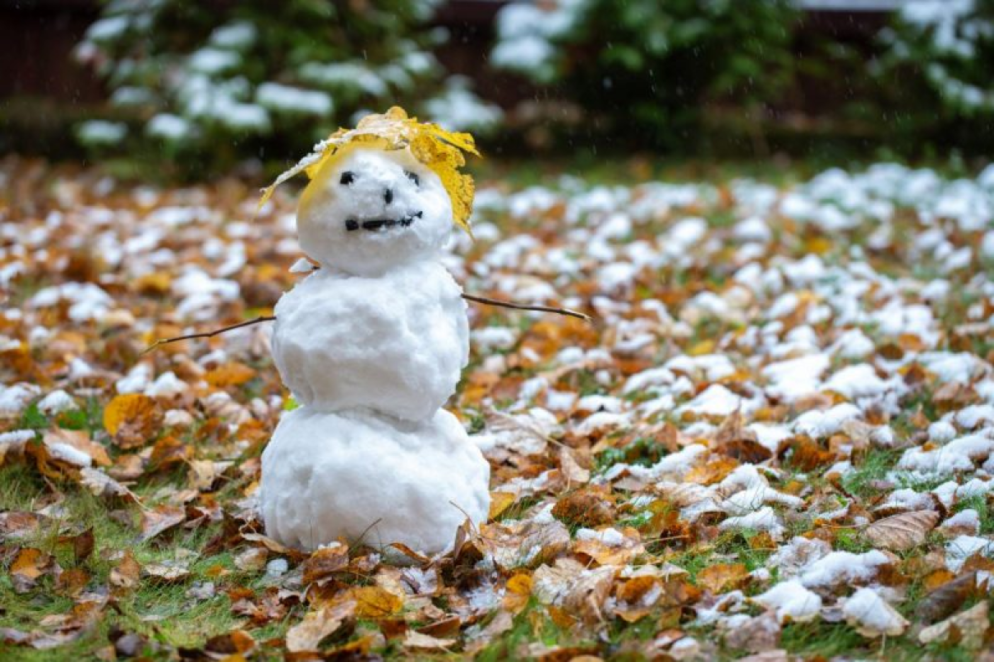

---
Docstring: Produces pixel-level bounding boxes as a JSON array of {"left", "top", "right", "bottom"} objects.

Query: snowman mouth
[{"left": 345, "top": 211, "right": 423, "bottom": 232}]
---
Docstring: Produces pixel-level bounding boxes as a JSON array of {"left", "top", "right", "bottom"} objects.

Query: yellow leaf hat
[{"left": 259, "top": 107, "right": 479, "bottom": 236}]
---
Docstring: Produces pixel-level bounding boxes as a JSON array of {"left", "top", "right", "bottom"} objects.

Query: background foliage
[{"left": 74, "top": 0, "right": 500, "bottom": 177}]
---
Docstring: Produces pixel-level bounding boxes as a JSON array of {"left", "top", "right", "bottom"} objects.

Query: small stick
[
  {"left": 142, "top": 295, "right": 590, "bottom": 353},
  {"left": 461, "top": 293, "right": 591, "bottom": 321},
  {"left": 140, "top": 315, "right": 276, "bottom": 355}
]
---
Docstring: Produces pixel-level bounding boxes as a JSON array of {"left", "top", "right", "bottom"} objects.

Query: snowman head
[
  {"left": 259, "top": 107, "right": 478, "bottom": 278},
  {"left": 296, "top": 147, "right": 453, "bottom": 276}
]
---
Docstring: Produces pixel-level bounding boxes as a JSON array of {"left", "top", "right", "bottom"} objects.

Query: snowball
[
  {"left": 260, "top": 406, "right": 489, "bottom": 555},
  {"left": 296, "top": 148, "right": 455, "bottom": 277},
  {"left": 752, "top": 580, "right": 822, "bottom": 623},
  {"left": 272, "top": 261, "right": 468, "bottom": 421}
]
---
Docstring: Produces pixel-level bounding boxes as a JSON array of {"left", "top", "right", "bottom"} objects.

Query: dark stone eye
[
  {"left": 404, "top": 170, "right": 420, "bottom": 186},
  {"left": 339, "top": 171, "right": 355, "bottom": 185}
]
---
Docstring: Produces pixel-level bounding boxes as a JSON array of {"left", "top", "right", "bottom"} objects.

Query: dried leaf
[
  {"left": 918, "top": 601, "right": 988, "bottom": 649},
  {"left": 342, "top": 585, "right": 403, "bottom": 619},
  {"left": 103, "top": 393, "right": 160, "bottom": 448},
  {"left": 403, "top": 630, "right": 456, "bottom": 650},
  {"left": 302, "top": 543, "right": 349, "bottom": 585},
  {"left": 916, "top": 572, "right": 981, "bottom": 624},
  {"left": 864, "top": 510, "right": 939, "bottom": 551},
  {"left": 205, "top": 362, "right": 257, "bottom": 387},
  {"left": 696, "top": 563, "right": 749, "bottom": 594},
  {"left": 110, "top": 550, "right": 141, "bottom": 589},
  {"left": 139, "top": 505, "right": 185, "bottom": 542},
  {"left": 10, "top": 548, "right": 54, "bottom": 593},
  {"left": 285, "top": 601, "right": 356, "bottom": 653}
]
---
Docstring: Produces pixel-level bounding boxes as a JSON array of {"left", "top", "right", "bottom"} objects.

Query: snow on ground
[{"left": 2, "top": 160, "right": 994, "bottom": 656}]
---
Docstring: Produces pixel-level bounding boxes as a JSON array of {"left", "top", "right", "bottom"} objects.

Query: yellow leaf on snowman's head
[{"left": 258, "top": 106, "right": 479, "bottom": 236}]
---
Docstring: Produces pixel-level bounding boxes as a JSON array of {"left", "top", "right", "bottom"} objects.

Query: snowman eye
[
  {"left": 404, "top": 170, "right": 420, "bottom": 187},
  {"left": 339, "top": 171, "right": 355, "bottom": 186}
]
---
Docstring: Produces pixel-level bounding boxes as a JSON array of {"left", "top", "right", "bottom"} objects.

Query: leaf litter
[{"left": 2, "top": 159, "right": 994, "bottom": 657}]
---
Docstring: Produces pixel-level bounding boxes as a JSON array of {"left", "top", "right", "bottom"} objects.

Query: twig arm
[
  {"left": 142, "top": 293, "right": 590, "bottom": 354},
  {"left": 461, "top": 293, "right": 590, "bottom": 321},
  {"left": 141, "top": 315, "right": 276, "bottom": 355}
]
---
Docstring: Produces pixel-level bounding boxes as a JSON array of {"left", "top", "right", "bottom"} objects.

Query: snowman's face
[{"left": 296, "top": 147, "right": 454, "bottom": 277}]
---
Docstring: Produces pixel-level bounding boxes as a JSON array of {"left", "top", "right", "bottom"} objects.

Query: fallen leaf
[
  {"left": 285, "top": 601, "right": 356, "bottom": 652},
  {"left": 103, "top": 393, "right": 161, "bottom": 448},
  {"left": 139, "top": 505, "right": 185, "bottom": 542},
  {"left": 843, "top": 588, "right": 908, "bottom": 637},
  {"left": 110, "top": 550, "right": 141, "bottom": 590},
  {"left": 403, "top": 630, "right": 456, "bottom": 650},
  {"left": 302, "top": 543, "right": 349, "bottom": 585},
  {"left": 143, "top": 562, "right": 191, "bottom": 582},
  {"left": 205, "top": 362, "right": 257, "bottom": 387},
  {"left": 916, "top": 572, "right": 981, "bottom": 624},
  {"left": 696, "top": 563, "right": 750, "bottom": 594},
  {"left": 342, "top": 585, "right": 403, "bottom": 619},
  {"left": 9, "top": 548, "right": 54, "bottom": 593},
  {"left": 865, "top": 510, "right": 939, "bottom": 551},
  {"left": 918, "top": 600, "right": 988, "bottom": 649},
  {"left": 488, "top": 491, "right": 516, "bottom": 520},
  {"left": 234, "top": 547, "right": 269, "bottom": 573}
]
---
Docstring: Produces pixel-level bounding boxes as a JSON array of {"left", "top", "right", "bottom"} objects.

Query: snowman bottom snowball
[{"left": 259, "top": 406, "right": 490, "bottom": 555}]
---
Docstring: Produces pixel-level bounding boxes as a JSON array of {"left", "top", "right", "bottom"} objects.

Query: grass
[{"left": 0, "top": 463, "right": 289, "bottom": 660}]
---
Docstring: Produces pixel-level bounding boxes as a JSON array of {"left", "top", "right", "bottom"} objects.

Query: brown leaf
[
  {"left": 302, "top": 543, "right": 349, "bottom": 585},
  {"left": 551, "top": 488, "right": 614, "bottom": 528},
  {"left": 103, "top": 393, "right": 161, "bottom": 448},
  {"left": 9, "top": 548, "right": 54, "bottom": 593},
  {"left": 696, "top": 563, "right": 749, "bottom": 594},
  {"left": 0, "top": 512, "right": 42, "bottom": 540},
  {"left": 918, "top": 601, "right": 989, "bottom": 650},
  {"left": 403, "top": 630, "right": 456, "bottom": 650},
  {"left": 342, "top": 585, "right": 403, "bottom": 619},
  {"left": 715, "top": 411, "right": 772, "bottom": 463},
  {"left": 864, "top": 510, "right": 939, "bottom": 551},
  {"left": 916, "top": 572, "right": 981, "bottom": 624},
  {"left": 143, "top": 562, "right": 191, "bottom": 582},
  {"left": 79, "top": 467, "right": 138, "bottom": 501},
  {"left": 559, "top": 446, "right": 591, "bottom": 484},
  {"left": 205, "top": 362, "right": 257, "bottom": 387},
  {"left": 110, "top": 550, "right": 141, "bottom": 590},
  {"left": 72, "top": 528, "right": 94, "bottom": 564},
  {"left": 139, "top": 505, "right": 185, "bottom": 542},
  {"left": 285, "top": 601, "right": 356, "bottom": 653},
  {"left": 234, "top": 547, "right": 269, "bottom": 573},
  {"left": 785, "top": 436, "right": 834, "bottom": 471},
  {"left": 43, "top": 428, "right": 111, "bottom": 467}
]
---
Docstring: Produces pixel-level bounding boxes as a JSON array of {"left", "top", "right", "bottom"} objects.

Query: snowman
[{"left": 257, "top": 108, "right": 490, "bottom": 555}]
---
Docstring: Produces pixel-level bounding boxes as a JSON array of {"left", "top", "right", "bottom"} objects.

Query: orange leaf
[
  {"left": 488, "top": 491, "right": 516, "bottom": 520},
  {"left": 696, "top": 563, "right": 749, "bottom": 594},
  {"left": 206, "top": 362, "right": 257, "bottom": 387},
  {"left": 342, "top": 586, "right": 403, "bottom": 619}
]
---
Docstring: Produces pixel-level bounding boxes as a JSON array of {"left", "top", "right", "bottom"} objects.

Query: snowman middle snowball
[{"left": 260, "top": 145, "right": 490, "bottom": 556}]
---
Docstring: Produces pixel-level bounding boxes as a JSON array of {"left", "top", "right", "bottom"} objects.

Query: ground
[{"left": 2, "top": 155, "right": 994, "bottom": 660}]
